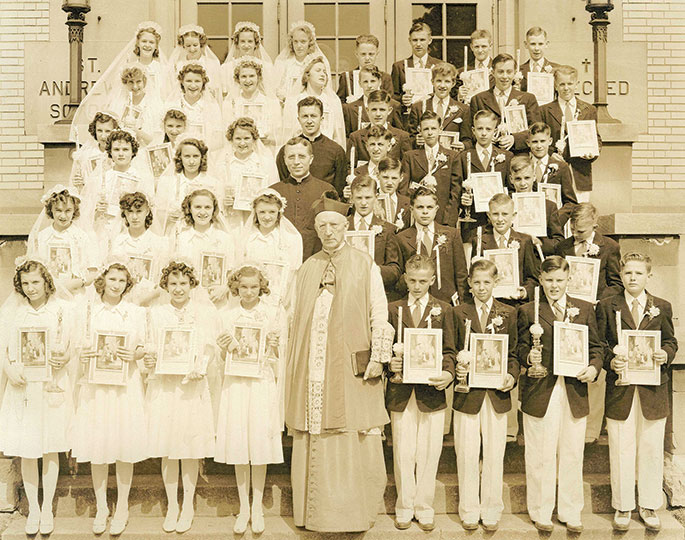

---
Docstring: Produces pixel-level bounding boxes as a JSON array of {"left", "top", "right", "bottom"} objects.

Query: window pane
[
  {"left": 208, "top": 38, "right": 229, "bottom": 63},
  {"left": 305, "top": 4, "right": 336, "bottom": 36},
  {"left": 339, "top": 4, "right": 369, "bottom": 36},
  {"left": 447, "top": 39, "right": 471, "bottom": 70},
  {"left": 446, "top": 4, "right": 477, "bottom": 36},
  {"left": 317, "top": 38, "right": 336, "bottom": 71},
  {"left": 412, "top": 4, "right": 443, "bottom": 37},
  {"left": 338, "top": 38, "right": 357, "bottom": 73},
  {"left": 198, "top": 3, "right": 229, "bottom": 37},
  {"left": 428, "top": 38, "right": 443, "bottom": 60},
  {"left": 232, "top": 3, "right": 263, "bottom": 30}
]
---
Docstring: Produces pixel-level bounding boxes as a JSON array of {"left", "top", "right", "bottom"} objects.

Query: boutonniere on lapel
[
  {"left": 646, "top": 299, "right": 660, "bottom": 320},
  {"left": 451, "top": 116, "right": 463, "bottom": 124},
  {"left": 513, "top": 71, "right": 523, "bottom": 83},
  {"left": 585, "top": 242, "right": 600, "bottom": 257},
  {"left": 427, "top": 305, "right": 442, "bottom": 321},
  {"left": 390, "top": 136, "right": 397, "bottom": 148},
  {"left": 544, "top": 64, "right": 554, "bottom": 74},
  {"left": 509, "top": 98, "right": 519, "bottom": 107},
  {"left": 548, "top": 163, "right": 559, "bottom": 174},
  {"left": 420, "top": 175, "right": 437, "bottom": 189},
  {"left": 508, "top": 239, "right": 520, "bottom": 250},
  {"left": 494, "top": 153, "right": 506, "bottom": 164},
  {"left": 448, "top": 105, "right": 461, "bottom": 116},
  {"left": 566, "top": 304, "right": 580, "bottom": 323},
  {"left": 371, "top": 224, "right": 383, "bottom": 236},
  {"left": 434, "top": 234, "right": 447, "bottom": 250},
  {"left": 486, "top": 311, "right": 505, "bottom": 334},
  {"left": 436, "top": 152, "right": 447, "bottom": 164},
  {"left": 395, "top": 208, "right": 405, "bottom": 230}
]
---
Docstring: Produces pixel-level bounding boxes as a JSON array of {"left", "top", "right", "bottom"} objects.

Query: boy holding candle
[
  {"left": 451, "top": 258, "right": 518, "bottom": 531},
  {"left": 456, "top": 30, "right": 495, "bottom": 104},
  {"left": 517, "top": 256, "right": 603, "bottom": 532},
  {"left": 395, "top": 186, "right": 469, "bottom": 306},
  {"left": 343, "top": 125, "right": 394, "bottom": 200},
  {"left": 595, "top": 252, "right": 677, "bottom": 532},
  {"left": 387, "top": 254, "right": 456, "bottom": 531}
]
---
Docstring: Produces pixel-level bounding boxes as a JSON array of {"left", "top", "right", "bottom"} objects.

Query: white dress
[
  {"left": 30, "top": 224, "right": 97, "bottom": 282},
  {"left": 109, "top": 91, "right": 164, "bottom": 148},
  {"left": 166, "top": 95, "right": 224, "bottom": 152},
  {"left": 145, "top": 301, "right": 216, "bottom": 459},
  {"left": 214, "top": 300, "right": 286, "bottom": 464},
  {"left": 174, "top": 225, "right": 236, "bottom": 279},
  {"left": 70, "top": 144, "right": 110, "bottom": 193},
  {"left": 70, "top": 297, "right": 148, "bottom": 464},
  {"left": 222, "top": 91, "right": 281, "bottom": 153},
  {"left": 0, "top": 298, "right": 74, "bottom": 458}
]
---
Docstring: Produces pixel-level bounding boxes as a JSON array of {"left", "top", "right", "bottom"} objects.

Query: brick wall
[
  {"left": 624, "top": 1, "right": 685, "bottom": 191},
  {"left": 0, "top": 0, "right": 49, "bottom": 191}
]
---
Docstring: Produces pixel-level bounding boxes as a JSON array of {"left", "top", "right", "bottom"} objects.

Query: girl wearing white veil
[
  {"left": 165, "top": 63, "right": 225, "bottom": 153},
  {"left": 28, "top": 185, "right": 99, "bottom": 295},
  {"left": 282, "top": 55, "right": 346, "bottom": 147},
  {"left": 70, "top": 21, "right": 167, "bottom": 147},
  {"left": 236, "top": 188, "right": 302, "bottom": 306},
  {"left": 222, "top": 58, "right": 281, "bottom": 154},
  {"left": 219, "top": 118, "right": 278, "bottom": 229},
  {"left": 69, "top": 111, "right": 118, "bottom": 194},
  {"left": 273, "top": 21, "right": 332, "bottom": 105},
  {"left": 221, "top": 22, "right": 274, "bottom": 98},
  {"left": 167, "top": 25, "right": 223, "bottom": 105}
]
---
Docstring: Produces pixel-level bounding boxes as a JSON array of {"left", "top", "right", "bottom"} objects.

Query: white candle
[
  {"left": 435, "top": 246, "right": 442, "bottom": 290},
  {"left": 349, "top": 146, "right": 356, "bottom": 174},
  {"left": 616, "top": 310, "right": 622, "bottom": 346},
  {"left": 467, "top": 152, "right": 472, "bottom": 178},
  {"left": 464, "top": 45, "right": 468, "bottom": 72},
  {"left": 398, "top": 306, "right": 403, "bottom": 344},
  {"left": 476, "top": 226, "right": 482, "bottom": 258},
  {"left": 516, "top": 48, "right": 521, "bottom": 70},
  {"left": 534, "top": 286, "right": 540, "bottom": 325},
  {"left": 465, "top": 319, "right": 472, "bottom": 351}
]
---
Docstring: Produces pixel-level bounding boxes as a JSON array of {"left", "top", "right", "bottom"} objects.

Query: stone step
[
  {"left": 2, "top": 513, "right": 683, "bottom": 539},
  {"left": 19, "top": 472, "right": 620, "bottom": 518}
]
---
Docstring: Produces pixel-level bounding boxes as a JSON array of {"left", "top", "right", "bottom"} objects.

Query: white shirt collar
[
  {"left": 408, "top": 292, "right": 429, "bottom": 310},
  {"left": 534, "top": 154, "right": 549, "bottom": 167},
  {"left": 474, "top": 297, "right": 494, "bottom": 314},
  {"left": 368, "top": 161, "right": 379, "bottom": 177},
  {"left": 432, "top": 95, "right": 449, "bottom": 109},
  {"left": 477, "top": 57, "right": 491, "bottom": 70},
  {"left": 558, "top": 95, "right": 577, "bottom": 111},
  {"left": 494, "top": 86, "right": 512, "bottom": 100},
  {"left": 425, "top": 142, "right": 440, "bottom": 158},
  {"left": 494, "top": 228, "right": 511, "bottom": 245},
  {"left": 625, "top": 290, "right": 648, "bottom": 310},
  {"left": 412, "top": 54, "right": 428, "bottom": 67},
  {"left": 417, "top": 222, "right": 435, "bottom": 235},
  {"left": 546, "top": 294, "right": 567, "bottom": 311},
  {"left": 575, "top": 231, "right": 596, "bottom": 246},
  {"left": 354, "top": 212, "right": 373, "bottom": 229}
]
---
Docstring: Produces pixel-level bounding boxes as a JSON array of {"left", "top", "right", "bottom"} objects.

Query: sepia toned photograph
[
  {"left": 90, "top": 331, "right": 128, "bottom": 385},
  {"left": 526, "top": 72, "right": 555, "bottom": 105},
  {"left": 405, "top": 67, "right": 433, "bottom": 102},
  {"left": 128, "top": 255, "right": 153, "bottom": 284},
  {"left": 403, "top": 328, "right": 443, "bottom": 384},
  {"left": 200, "top": 252, "right": 226, "bottom": 288},
  {"left": 513, "top": 192, "right": 547, "bottom": 237},
  {"left": 146, "top": 143, "right": 172, "bottom": 178},
  {"left": 484, "top": 248, "right": 520, "bottom": 298},
  {"left": 121, "top": 104, "right": 142, "bottom": 130},
  {"left": 18, "top": 327, "right": 50, "bottom": 382},
  {"left": 623, "top": 330, "right": 661, "bottom": 386},
  {"left": 262, "top": 260, "right": 288, "bottom": 299},
  {"left": 48, "top": 244, "right": 72, "bottom": 278},
  {"left": 538, "top": 182, "right": 562, "bottom": 209},
  {"left": 226, "top": 323, "right": 265, "bottom": 378},
  {"left": 462, "top": 67, "right": 490, "bottom": 102},
  {"left": 470, "top": 171, "right": 504, "bottom": 213},
  {"left": 503, "top": 104, "right": 528, "bottom": 134},
  {"left": 553, "top": 321, "right": 589, "bottom": 377},
  {"left": 566, "top": 255, "right": 601, "bottom": 303},
  {"left": 233, "top": 173, "right": 267, "bottom": 211},
  {"left": 157, "top": 328, "right": 195, "bottom": 375},
  {"left": 438, "top": 131, "right": 459, "bottom": 149},
  {"left": 345, "top": 230, "right": 375, "bottom": 257},
  {"left": 469, "top": 333, "right": 508, "bottom": 389},
  {"left": 567, "top": 120, "right": 600, "bottom": 157}
]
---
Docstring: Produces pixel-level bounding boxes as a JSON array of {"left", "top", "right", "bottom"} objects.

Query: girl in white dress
[
  {"left": 143, "top": 260, "right": 217, "bottom": 533},
  {"left": 70, "top": 261, "right": 147, "bottom": 536},
  {"left": 70, "top": 112, "right": 118, "bottom": 193},
  {"left": 215, "top": 265, "right": 287, "bottom": 535},
  {"left": 70, "top": 21, "right": 167, "bottom": 146},
  {"left": 221, "top": 22, "right": 274, "bottom": 99},
  {"left": 236, "top": 189, "right": 302, "bottom": 305},
  {"left": 222, "top": 59, "right": 281, "bottom": 154},
  {"left": 28, "top": 185, "right": 99, "bottom": 294},
  {"left": 160, "top": 108, "right": 187, "bottom": 148},
  {"left": 221, "top": 118, "right": 278, "bottom": 229},
  {"left": 282, "top": 55, "right": 346, "bottom": 147},
  {"left": 0, "top": 260, "right": 74, "bottom": 535},
  {"left": 110, "top": 192, "right": 170, "bottom": 306},
  {"left": 167, "top": 63, "right": 225, "bottom": 152},
  {"left": 273, "top": 21, "right": 332, "bottom": 105}
]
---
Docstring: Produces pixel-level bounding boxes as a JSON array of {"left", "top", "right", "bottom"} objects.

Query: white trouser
[
  {"left": 586, "top": 369, "right": 606, "bottom": 441},
  {"left": 606, "top": 391, "right": 665, "bottom": 512},
  {"left": 391, "top": 392, "right": 446, "bottom": 522},
  {"left": 523, "top": 377, "right": 586, "bottom": 524},
  {"left": 453, "top": 393, "right": 507, "bottom": 523},
  {"left": 507, "top": 386, "right": 519, "bottom": 439}
]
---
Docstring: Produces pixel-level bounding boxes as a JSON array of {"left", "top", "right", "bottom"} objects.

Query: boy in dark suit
[
  {"left": 347, "top": 175, "right": 402, "bottom": 297},
  {"left": 395, "top": 186, "right": 469, "bottom": 306},
  {"left": 391, "top": 21, "right": 442, "bottom": 107},
  {"left": 517, "top": 27, "right": 558, "bottom": 92},
  {"left": 452, "top": 258, "right": 518, "bottom": 531},
  {"left": 456, "top": 29, "right": 495, "bottom": 103},
  {"left": 402, "top": 111, "right": 461, "bottom": 226},
  {"left": 378, "top": 157, "right": 411, "bottom": 231},
  {"left": 336, "top": 34, "right": 393, "bottom": 103},
  {"left": 407, "top": 62, "right": 471, "bottom": 150},
  {"left": 596, "top": 252, "right": 678, "bottom": 532},
  {"left": 540, "top": 65, "right": 601, "bottom": 202},
  {"left": 470, "top": 53, "right": 540, "bottom": 152},
  {"left": 517, "top": 256, "right": 603, "bottom": 533},
  {"left": 387, "top": 254, "right": 455, "bottom": 531}
]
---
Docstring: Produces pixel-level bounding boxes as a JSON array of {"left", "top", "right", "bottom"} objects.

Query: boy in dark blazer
[
  {"left": 395, "top": 186, "right": 469, "bottom": 306},
  {"left": 387, "top": 254, "right": 456, "bottom": 531},
  {"left": 452, "top": 258, "right": 518, "bottom": 531},
  {"left": 456, "top": 29, "right": 495, "bottom": 103},
  {"left": 336, "top": 34, "right": 393, "bottom": 103},
  {"left": 517, "top": 27, "right": 558, "bottom": 92},
  {"left": 378, "top": 157, "right": 411, "bottom": 231},
  {"left": 517, "top": 256, "right": 603, "bottom": 533},
  {"left": 596, "top": 252, "right": 678, "bottom": 532}
]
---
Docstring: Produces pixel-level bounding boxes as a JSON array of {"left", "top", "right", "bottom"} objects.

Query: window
[{"left": 197, "top": 1, "right": 264, "bottom": 62}]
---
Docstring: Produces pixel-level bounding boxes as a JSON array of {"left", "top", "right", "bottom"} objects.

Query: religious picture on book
[
  {"left": 226, "top": 323, "right": 265, "bottom": 378},
  {"left": 402, "top": 328, "right": 442, "bottom": 384},
  {"left": 565, "top": 255, "right": 600, "bottom": 303},
  {"left": 200, "top": 252, "right": 226, "bottom": 288},
  {"left": 344, "top": 230, "right": 375, "bottom": 257},
  {"left": 553, "top": 321, "right": 589, "bottom": 377},
  {"left": 157, "top": 328, "right": 195, "bottom": 375},
  {"left": 623, "top": 330, "right": 661, "bottom": 386},
  {"left": 484, "top": 248, "right": 519, "bottom": 298},
  {"left": 90, "top": 331, "right": 128, "bottom": 385},
  {"left": 18, "top": 327, "right": 50, "bottom": 382},
  {"left": 469, "top": 333, "right": 508, "bottom": 389},
  {"left": 567, "top": 120, "right": 599, "bottom": 158},
  {"left": 147, "top": 143, "right": 172, "bottom": 179}
]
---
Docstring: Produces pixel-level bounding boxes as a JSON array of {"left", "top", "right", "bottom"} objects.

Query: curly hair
[
  {"left": 181, "top": 188, "right": 220, "bottom": 227},
  {"left": 119, "top": 192, "right": 153, "bottom": 229},
  {"left": 226, "top": 117, "right": 259, "bottom": 142},
  {"left": 177, "top": 30, "right": 207, "bottom": 48},
  {"left": 45, "top": 189, "right": 81, "bottom": 221},
  {"left": 252, "top": 193, "right": 284, "bottom": 226},
  {"left": 105, "top": 129, "right": 139, "bottom": 158},
  {"left": 93, "top": 263, "right": 134, "bottom": 298},
  {"left": 233, "top": 59, "right": 263, "bottom": 83},
  {"left": 159, "top": 261, "right": 199, "bottom": 290},
  {"left": 228, "top": 265, "right": 270, "bottom": 297},
  {"left": 288, "top": 24, "right": 316, "bottom": 56},
  {"left": 88, "top": 112, "right": 119, "bottom": 141},
  {"left": 120, "top": 65, "right": 147, "bottom": 85},
  {"left": 177, "top": 63, "right": 209, "bottom": 92},
  {"left": 174, "top": 138, "right": 208, "bottom": 173},
  {"left": 232, "top": 26, "right": 261, "bottom": 47},
  {"left": 134, "top": 27, "right": 161, "bottom": 58},
  {"left": 164, "top": 109, "right": 187, "bottom": 124},
  {"left": 301, "top": 56, "right": 328, "bottom": 88},
  {"left": 14, "top": 261, "right": 56, "bottom": 300}
]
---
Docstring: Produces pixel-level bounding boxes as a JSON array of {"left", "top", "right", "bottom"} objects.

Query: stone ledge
[
  {"left": 600, "top": 213, "right": 685, "bottom": 236},
  {"left": 597, "top": 122, "right": 642, "bottom": 143},
  {"left": 36, "top": 124, "right": 72, "bottom": 146}
]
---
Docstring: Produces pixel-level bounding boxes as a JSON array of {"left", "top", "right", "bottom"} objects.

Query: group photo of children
[{"left": 0, "top": 13, "right": 677, "bottom": 538}]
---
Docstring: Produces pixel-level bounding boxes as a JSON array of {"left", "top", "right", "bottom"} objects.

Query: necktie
[
  {"left": 534, "top": 62, "right": 540, "bottom": 73},
  {"left": 411, "top": 302, "right": 422, "bottom": 326},
  {"left": 427, "top": 149, "right": 435, "bottom": 171},
  {"left": 436, "top": 99, "right": 445, "bottom": 121},
  {"left": 420, "top": 229, "right": 432, "bottom": 256},
  {"left": 496, "top": 92, "right": 506, "bottom": 112},
  {"left": 359, "top": 218, "right": 368, "bottom": 231},
  {"left": 481, "top": 149, "right": 490, "bottom": 168},
  {"left": 535, "top": 161, "right": 544, "bottom": 183},
  {"left": 497, "top": 235, "right": 505, "bottom": 249},
  {"left": 564, "top": 100, "right": 573, "bottom": 124},
  {"left": 553, "top": 301, "right": 564, "bottom": 321},
  {"left": 479, "top": 306, "right": 489, "bottom": 331},
  {"left": 631, "top": 299, "right": 641, "bottom": 328},
  {"left": 389, "top": 198, "right": 396, "bottom": 222}
]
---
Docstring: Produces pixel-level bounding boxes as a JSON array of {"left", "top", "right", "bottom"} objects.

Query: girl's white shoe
[
  {"left": 233, "top": 511, "right": 250, "bottom": 535},
  {"left": 175, "top": 506, "right": 195, "bottom": 533},
  {"left": 109, "top": 509, "right": 129, "bottom": 536},
  {"left": 25, "top": 512, "right": 40, "bottom": 535},
  {"left": 92, "top": 508, "right": 109, "bottom": 535},
  {"left": 39, "top": 507, "right": 55, "bottom": 535},
  {"left": 163, "top": 506, "right": 179, "bottom": 532}
]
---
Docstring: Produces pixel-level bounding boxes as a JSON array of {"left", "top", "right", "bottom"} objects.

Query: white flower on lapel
[
  {"left": 648, "top": 305, "right": 660, "bottom": 320},
  {"left": 409, "top": 181, "right": 422, "bottom": 191},
  {"left": 420, "top": 175, "right": 437, "bottom": 189},
  {"left": 494, "top": 153, "right": 505, "bottom": 164},
  {"left": 390, "top": 136, "right": 397, "bottom": 147},
  {"left": 371, "top": 225, "right": 383, "bottom": 236},
  {"left": 436, "top": 152, "right": 447, "bottom": 164},
  {"left": 448, "top": 105, "right": 461, "bottom": 116},
  {"left": 392, "top": 342, "right": 403, "bottom": 356},
  {"left": 435, "top": 234, "right": 447, "bottom": 248},
  {"left": 486, "top": 314, "right": 504, "bottom": 333},
  {"left": 429, "top": 306, "right": 442, "bottom": 318},
  {"left": 509, "top": 98, "right": 519, "bottom": 107},
  {"left": 508, "top": 239, "right": 520, "bottom": 250},
  {"left": 544, "top": 64, "right": 554, "bottom": 74},
  {"left": 513, "top": 71, "right": 523, "bottom": 82},
  {"left": 586, "top": 243, "right": 600, "bottom": 257},
  {"left": 548, "top": 163, "right": 559, "bottom": 174},
  {"left": 566, "top": 305, "right": 580, "bottom": 322},
  {"left": 395, "top": 208, "right": 405, "bottom": 229},
  {"left": 452, "top": 117, "right": 463, "bottom": 124},
  {"left": 555, "top": 139, "right": 566, "bottom": 153}
]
